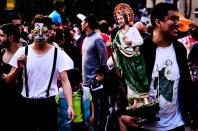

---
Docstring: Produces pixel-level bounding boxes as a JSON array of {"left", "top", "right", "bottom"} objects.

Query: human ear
[
  {"left": 8, "top": 35, "right": 14, "bottom": 42},
  {"left": 155, "top": 19, "right": 161, "bottom": 28}
]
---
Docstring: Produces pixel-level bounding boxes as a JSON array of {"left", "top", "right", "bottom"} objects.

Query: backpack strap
[
  {"left": 46, "top": 47, "right": 58, "bottom": 97},
  {"left": 24, "top": 46, "right": 28, "bottom": 97}
]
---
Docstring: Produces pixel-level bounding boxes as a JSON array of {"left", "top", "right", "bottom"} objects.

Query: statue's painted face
[
  {"left": 33, "top": 23, "right": 49, "bottom": 42},
  {"left": 117, "top": 14, "right": 126, "bottom": 28}
]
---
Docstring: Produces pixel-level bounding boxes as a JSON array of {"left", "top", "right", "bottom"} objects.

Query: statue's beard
[{"left": 119, "top": 23, "right": 126, "bottom": 29}]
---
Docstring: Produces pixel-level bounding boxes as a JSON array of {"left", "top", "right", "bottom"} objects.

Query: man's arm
[
  {"left": 96, "top": 39, "right": 108, "bottom": 65},
  {"left": 60, "top": 70, "right": 74, "bottom": 123},
  {"left": 56, "top": 14, "right": 63, "bottom": 29},
  {"left": 88, "top": 100, "right": 94, "bottom": 125},
  {"left": 120, "top": 115, "right": 140, "bottom": 127},
  {"left": 1, "top": 67, "right": 22, "bottom": 85},
  {"left": 1, "top": 54, "right": 26, "bottom": 85}
]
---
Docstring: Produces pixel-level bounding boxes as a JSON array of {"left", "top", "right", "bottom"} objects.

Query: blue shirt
[{"left": 49, "top": 10, "right": 62, "bottom": 25}]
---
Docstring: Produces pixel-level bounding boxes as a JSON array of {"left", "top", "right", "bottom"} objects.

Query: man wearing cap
[
  {"left": 79, "top": 14, "right": 108, "bottom": 87},
  {"left": 78, "top": 14, "right": 108, "bottom": 131}
]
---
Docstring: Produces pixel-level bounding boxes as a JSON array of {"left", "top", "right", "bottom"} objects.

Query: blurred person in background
[
  {"left": 10, "top": 14, "right": 28, "bottom": 46},
  {"left": 0, "top": 23, "right": 22, "bottom": 130},
  {"left": 49, "top": 1, "right": 65, "bottom": 28}
]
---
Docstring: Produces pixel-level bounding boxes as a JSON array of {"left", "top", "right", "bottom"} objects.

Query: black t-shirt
[
  {"left": 0, "top": 48, "right": 22, "bottom": 104},
  {"left": 0, "top": 48, "right": 11, "bottom": 87}
]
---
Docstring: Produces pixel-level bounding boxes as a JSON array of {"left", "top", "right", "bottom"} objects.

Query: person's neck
[
  {"left": 32, "top": 41, "right": 52, "bottom": 54},
  {"left": 152, "top": 30, "right": 172, "bottom": 47},
  {"left": 72, "top": 85, "right": 81, "bottom": 92},
  {"left": 86, "top": 28, "right": 94, "bottom": 35},
  {"left": 123, "top": 24, "right": 129, "bottom": 30},
  {"left": 7, "top": 42, "right": 20, "bottom": 54},
  {"left": 55, "top": 10, "right": 60, "bottom": 14},
  {"left": 121, "top": 24, "right": 129, "bottom": 34}
]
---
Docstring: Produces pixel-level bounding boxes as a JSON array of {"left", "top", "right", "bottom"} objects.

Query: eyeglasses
[{"left": 33, "top": 28, "right": 49, "bottom": 34}]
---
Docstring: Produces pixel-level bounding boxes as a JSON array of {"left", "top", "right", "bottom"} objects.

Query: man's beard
[{"left": 0, "top": 39, "right": 10, "bottom": 49}]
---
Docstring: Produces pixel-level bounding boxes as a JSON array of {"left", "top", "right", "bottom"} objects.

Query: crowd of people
[{"left": 0, "top": 1, "right": 198, "bottom": 131}]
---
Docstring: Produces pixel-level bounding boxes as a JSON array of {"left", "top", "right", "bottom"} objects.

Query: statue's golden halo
[{"left": 114, "top": 3, "right": 134, "bottom": 22}]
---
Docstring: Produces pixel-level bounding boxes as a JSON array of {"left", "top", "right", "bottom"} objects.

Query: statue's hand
[
  {"left": 124, "top": 40, "right": 132, "bottom": 46},
  {"left": 106, "top": 41, "right": 113, "bottom": 47}
]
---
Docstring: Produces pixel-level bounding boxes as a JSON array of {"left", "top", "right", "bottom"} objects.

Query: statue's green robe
[{"left": 113, "top": 33, "right": 149, "bottom": 94}]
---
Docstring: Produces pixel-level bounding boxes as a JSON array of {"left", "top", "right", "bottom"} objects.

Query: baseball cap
[{"left": 77, "top": 13, "right": 86, "bottom": 22}]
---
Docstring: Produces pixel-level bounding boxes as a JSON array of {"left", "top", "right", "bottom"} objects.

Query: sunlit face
[
  {"left": 12, "top": 19, "right": 21, "bottom": 25},
  {"left": 48, "top": 29, "right": 56, "bottom": 42},
  {"left": 159, "top": 10, "right": 179, "bottom": 38},
  {"left": 70, "top": 29, "right": 75, "bottom": 38},
  {"left": 0, "top": 30, "right": 7, "bottom": 45},
  {"left": 33, "top": 23, "right": 49, "bottom": 43},
  {"left": 81, "top": 20, "right": 88, "bottom": 32},
  {"left": 96, "top": 74, "right": 104, "bottom": 82},
  {"left": 0, "top": 29, "right": 10, "bottom": 48},
  {"left": 60, "top": 7, "right": 64, "bottom": 13},
  {"left": 117, "top": 15, "right": 126, "bottom": 28}
]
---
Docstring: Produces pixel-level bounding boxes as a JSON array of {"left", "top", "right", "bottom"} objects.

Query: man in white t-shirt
[
  {"left": 4, "top": 16, "right": 74, "bottom": 131},
  {"left": 119, "top": 3, "right": 197, "bottom": 131}
]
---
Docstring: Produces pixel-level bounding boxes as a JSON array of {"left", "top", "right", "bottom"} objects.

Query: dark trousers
[
  {"left": 168, "top": 125, "right": 185, "bottom": 131},
  {"left": 128, "top": 125, "right": 185, "bottom": 131},
  {"left": 0, "top": 103, "right": 19, "bottom": 131},
  {"left": 71, "top": 122, "right": 89, "bottom": 131},
  {"left": 91, "top": 89, "right": 109, "bottom": 131},
  {"left": 18, "top": 96, "right": 58, "bottom": 131}
]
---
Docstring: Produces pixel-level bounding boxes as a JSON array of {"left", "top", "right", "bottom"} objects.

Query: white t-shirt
[
  {"left": 143, "top": 43, "right": 184, "bottom": 131},
  {"left": 9, "top": 45, "right": 74, "bottom": 98}
]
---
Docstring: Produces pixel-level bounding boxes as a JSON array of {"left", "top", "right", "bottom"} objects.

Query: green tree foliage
[
  {"left": 15, "top": 0, "right": 54, "bottom": 23},
  {"left": 14, "top": 0, "right": 146, "bottom": 26},
  {"left": 64, "top": 0, "right": 123, "bottom": 26},
  {"left": 64, "top": 0, "right": 145, "bottom": 26}
]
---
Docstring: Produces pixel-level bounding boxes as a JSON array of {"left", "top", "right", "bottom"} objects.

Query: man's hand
[
  {"left": 1, "top": 73, "right": 7, "bottom": 80},
  {"left": 88, "top": 115, "right": 94, "bottom": 126},
  {"left": 191, "top": 119, "right": 198, "bottom": 130},
  {"left": 17, "top": 55, "right": 27, "bottom": 69},
  {"left": 106, "top": 41, "right": 113, "bottom": 47},
  {"left": 67, "top": 106, "right": 75, "bottom": 124},
  {"left": 120, "top": 115, "right": 140, "bottom": 127}
]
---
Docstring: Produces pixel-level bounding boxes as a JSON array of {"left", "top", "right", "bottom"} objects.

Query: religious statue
[{"left": 110, "top": 3, "right": 160, "bottom": 124}]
